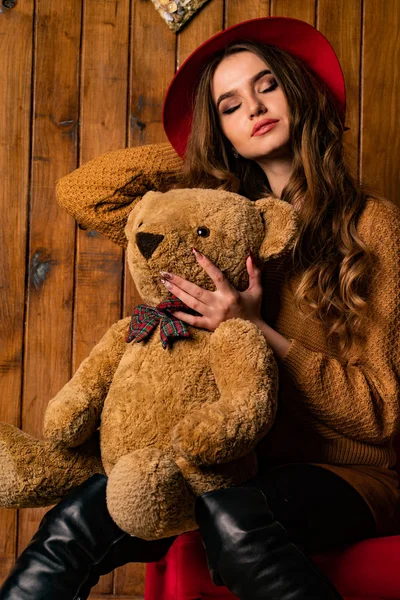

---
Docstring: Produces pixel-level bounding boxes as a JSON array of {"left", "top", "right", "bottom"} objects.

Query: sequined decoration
[{"left": 151, "top": 0, "right": 210, "bottom": 33}]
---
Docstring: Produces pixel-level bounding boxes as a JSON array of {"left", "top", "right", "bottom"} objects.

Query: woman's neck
[{"left": 256, "top": 154, "right": 294, "bottom": 199}]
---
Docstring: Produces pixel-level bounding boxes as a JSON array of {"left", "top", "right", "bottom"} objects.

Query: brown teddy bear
[{"left": 0, "top": 187, "right": 296, "bottom": 540}]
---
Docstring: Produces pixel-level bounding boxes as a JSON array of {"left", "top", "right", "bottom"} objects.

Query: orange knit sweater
[{"left": 56, "top": 142, "right": 400, "bottom": 536}]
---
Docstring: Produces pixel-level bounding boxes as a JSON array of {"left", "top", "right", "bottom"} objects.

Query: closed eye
[
  {"left": 222, "top": 81, "right": 279, "bottom": 115},
  {"left": 260, "top": 81, "right": 278, "bottom": 94}
]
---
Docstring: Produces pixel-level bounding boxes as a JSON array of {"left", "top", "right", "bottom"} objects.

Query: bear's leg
[
  {"left": 176, "top": 451, "right": 259, "bottom": 497},
  {"left": 0, "top": 423, "right": 103, "bottom": 507},
  {"left": 107, "top": 448, "right": 196, "bottom": 540}
]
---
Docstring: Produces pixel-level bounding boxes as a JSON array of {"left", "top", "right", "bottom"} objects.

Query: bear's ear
[
  {"left": 124, "top": 190, "right": 164, "bottom": 239},
  {"left": 254, "top": 198, "right": 298, "bottom": 261}
]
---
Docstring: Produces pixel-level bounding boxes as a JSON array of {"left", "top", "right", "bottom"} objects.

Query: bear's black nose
[{"left": 136, "top": 232, "right": 164, "bottom": 260}]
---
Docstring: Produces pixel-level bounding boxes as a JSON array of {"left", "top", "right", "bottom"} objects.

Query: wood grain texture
[
  {"left": 361, "top": 0, "right": 400, "bottom": 205},
  {"left": 318, "top": 0, "right": 362, "bottom": 171},
  {"left": 17, "top": 0, "right": 83, "bottom": 555},
  {"left": 226, "top": 0, "right": 270, "bottom": 24},
  {"left": 271, "top": 0, "right": 314, "bottom": 22},
  {"left": 0, "top": 0, "right": 34, "bottom": 581},
  {"left": 177, "top": 0, "right": 223, "bottom": 66},
  {"left": 74, "top": 0, "right": 128, "bottom": 370},
  {"left": 129, "top": 0, "right": 175, "bottom": 147}
]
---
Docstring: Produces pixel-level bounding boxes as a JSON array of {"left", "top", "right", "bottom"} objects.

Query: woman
[{"left": 1, "top": 16, "right": 399, "bottom": 600}]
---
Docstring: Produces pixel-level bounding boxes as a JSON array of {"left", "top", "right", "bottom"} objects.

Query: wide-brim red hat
[{"left": 162, "top": 16, "right": 347, "bottom": 158}]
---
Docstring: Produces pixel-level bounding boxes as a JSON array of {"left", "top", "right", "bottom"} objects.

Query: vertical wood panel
[
  {"left": 74, "top": 0, "right": 128, "bottom": 372},
  {"left": 271, "top": 0, "right": 314, "bottom": 22},
  {"left": 129, "top": 1, "right": 175, "bottom": 148},
  {"left": 362, "top": 0, "right": 400, "bottom": 204},
  {"left": 76, "top": 0, "right": 129, "bottom": 595},
  {"left": 226, "top": 0, "right": 270, "bottom": 25},
  {"left": 177, "top": 0, "right": 224, "bottom": 66},
  {"left": 0, "top": 0, "right": 34, "bottom": 580},
  {"left": 318, "top": 0, "right": 362, "bottom": 166},
  {"left": 18, "top": 0, "right": 83, "bottom": 555}
]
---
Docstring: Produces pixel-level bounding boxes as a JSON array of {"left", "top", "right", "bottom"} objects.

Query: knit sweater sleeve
[
  {"left": 56, "top": 143, "right": 184, "bottom": 247},
  {"left": 281, "top": 199, "right": 400, "bottom": 444}
]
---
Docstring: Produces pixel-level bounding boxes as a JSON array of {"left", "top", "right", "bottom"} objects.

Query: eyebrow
[{"left": 216, "top": 69, "right": 272, "bottom": 109}]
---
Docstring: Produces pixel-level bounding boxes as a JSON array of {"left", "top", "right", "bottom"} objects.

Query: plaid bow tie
[{"left": 126, "top": 296, "right": 195, "bottom": 349}]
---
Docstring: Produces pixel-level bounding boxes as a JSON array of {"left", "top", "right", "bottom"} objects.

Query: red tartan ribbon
[{"left": 126, "top": 296, "right": 195, "bottom": 349}]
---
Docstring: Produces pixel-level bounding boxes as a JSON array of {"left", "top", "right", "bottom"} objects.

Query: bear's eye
[
  {"left": 138, "top": 222, "right": 143, "bottom": 228},
  {"left": 196, "top": 226, "right": 210, "bottom": 237}
]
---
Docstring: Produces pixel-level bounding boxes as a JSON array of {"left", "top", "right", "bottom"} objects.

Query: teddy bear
[{"left": 0, "top": 187, "right": 297, "bottom": 540}]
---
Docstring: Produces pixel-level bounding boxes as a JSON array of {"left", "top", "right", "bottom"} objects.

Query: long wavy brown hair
[{"left": 181, "top": 41, "right": 380, "bottom": 360}]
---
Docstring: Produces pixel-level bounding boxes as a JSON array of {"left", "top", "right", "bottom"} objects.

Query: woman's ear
[{"left": 254, "top": 198, "right": 298, "bottom": 261}]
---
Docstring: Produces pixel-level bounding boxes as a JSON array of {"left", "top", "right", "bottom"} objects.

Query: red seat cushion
[{"left": 145, "top": 530, "right": 400, "bottom": 600}]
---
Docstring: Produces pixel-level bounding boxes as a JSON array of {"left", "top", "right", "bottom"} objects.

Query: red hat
[{"left": 162, "top": 16, "right": 347, "bottom": 158}]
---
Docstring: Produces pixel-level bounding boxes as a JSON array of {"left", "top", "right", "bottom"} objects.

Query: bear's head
[{"left": 124, "top": 188, "right": 297, "bottom": 306}]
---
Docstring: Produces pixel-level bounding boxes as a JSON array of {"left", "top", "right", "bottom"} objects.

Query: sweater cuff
[{"left": 280, "top": 338, "right": 319, "bottom": 385}]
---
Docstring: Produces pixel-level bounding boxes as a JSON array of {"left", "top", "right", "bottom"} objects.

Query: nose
[
  {"left": 249, "top": 96, "right": 267, "bottom": 119},
  {"left": 136, "top": 232, "right": 164, "bottom": 259}
]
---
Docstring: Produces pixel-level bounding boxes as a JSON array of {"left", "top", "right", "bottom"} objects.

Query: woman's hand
[{"left": 160, "top": 248, "right": 263, "bottom": 332}]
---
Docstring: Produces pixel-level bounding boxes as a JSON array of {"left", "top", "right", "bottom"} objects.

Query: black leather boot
[
  {"left": 196, "top": 486, "right": 344, "bottom": 600},
  {"left": 0, "top": 474, "right": 174, "bottom": 600}
]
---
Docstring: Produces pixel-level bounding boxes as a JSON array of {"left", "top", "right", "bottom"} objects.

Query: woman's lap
[
  {"left": 247, "top": 463, "right": 377, "bottom": 553},
  {"left": 115, "top": 463, "right": 377, "bottom": 567},
  {"left": 76, "top": 464, "right": 377, "bottom": 597}
]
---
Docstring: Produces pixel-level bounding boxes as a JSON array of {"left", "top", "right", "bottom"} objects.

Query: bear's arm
[
  {"left": 43, "top": 317, "right": 131, "bottom": 448},
  {"left": 171, "top": 319, "right": 278, "bottom": 466},
  {"left": 56, "top": 143, "right": 184, "bottom": 248}
]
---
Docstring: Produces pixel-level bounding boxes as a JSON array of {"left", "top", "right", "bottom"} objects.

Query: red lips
[{"left": 251, "top": 118, "right": 280, "bottom": 136}]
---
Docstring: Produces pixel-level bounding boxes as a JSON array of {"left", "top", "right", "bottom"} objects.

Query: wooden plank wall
[{"left": 0, "top": 0, "right": 399, "bottom": 597}]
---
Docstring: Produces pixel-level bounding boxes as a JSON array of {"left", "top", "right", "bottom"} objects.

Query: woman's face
[{"left": 211, "top": 51, "right": 291, "bottom": 162}]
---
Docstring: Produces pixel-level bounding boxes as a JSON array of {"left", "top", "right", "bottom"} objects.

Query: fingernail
[
  {"left": 160, "top": 279, "right": 173, "bottom": 289},
  {"left": 160, "top": 271, "right": 172, "bottom": 280},
  {"left": 192, "top": 248, "right": 203, "bottom": 258}
]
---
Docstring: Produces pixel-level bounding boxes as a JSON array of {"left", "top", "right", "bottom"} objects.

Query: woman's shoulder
[{"left": 358, "top": 196, "right": 400, "bottom": 247}]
